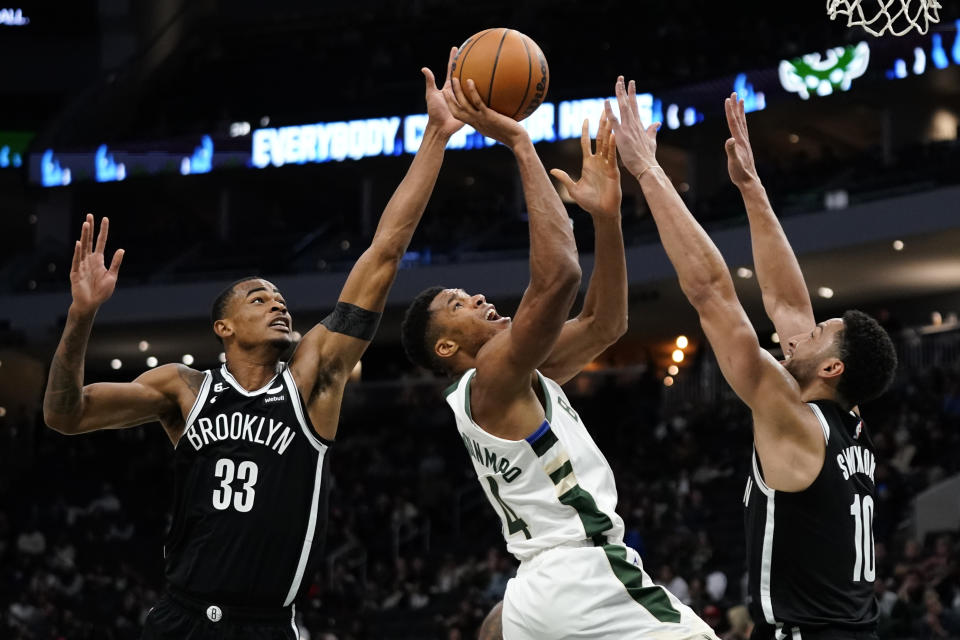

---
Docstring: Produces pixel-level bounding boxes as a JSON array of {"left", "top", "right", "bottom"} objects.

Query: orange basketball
[{"left": 451, "top": 28, "right": 549, "bottom": 122}]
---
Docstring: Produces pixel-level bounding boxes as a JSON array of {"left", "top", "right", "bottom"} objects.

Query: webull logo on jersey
[
  {"left": 461, "top": 434, "right": 522, "bottom": 483},
  {"left": 184, "top": 412, "right": 296, "bottom": 454},
  {"left": 836, "top": 444, "right": 876, "bottom": 482}
]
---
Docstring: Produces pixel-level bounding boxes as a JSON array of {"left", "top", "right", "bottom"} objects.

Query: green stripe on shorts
[{"left": 602, "top": 544, "right": 682, "bottom": 623}]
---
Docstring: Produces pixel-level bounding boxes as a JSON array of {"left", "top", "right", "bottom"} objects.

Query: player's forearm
[
  {"left": 579, "top": 215, "right": 627, "bottom": 340},
  {"left": 512, "top": 136, "right": 581, "bottom": 290},
  {"left": 368, "top": 125, "right": 449, "bottom": 261},
  {"left": 639, "top": 168, "right": 736, "bottom": 307},
  {"left": 43, "top": 305, "right": 95, "bottom": 431},
  {"left": 739, "top": 179, "right": 814, "bottom": 329}
]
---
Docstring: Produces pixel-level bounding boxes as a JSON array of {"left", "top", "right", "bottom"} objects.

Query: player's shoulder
[{"left": 136, "top": 363, "right": 206, "bottom": 395}]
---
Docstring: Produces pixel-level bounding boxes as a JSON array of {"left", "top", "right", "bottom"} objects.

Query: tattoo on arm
[
  {"left": 44, "top": 316, "right": 93, "bottom": 417},
  {"left": 44, "top": 354, "right": 83, "bottom": 414},
  {"left": 177, "top": 365, "right": 204, "bottom": 396}
]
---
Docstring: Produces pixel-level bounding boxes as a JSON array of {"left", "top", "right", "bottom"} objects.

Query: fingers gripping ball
[{"left": 451, "top": 28, "right": 549, "bottom": 121}]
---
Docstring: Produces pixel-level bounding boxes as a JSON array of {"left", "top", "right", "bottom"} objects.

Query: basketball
[{"left": 451, "top": 28, "right": 549, "bottom": 121}]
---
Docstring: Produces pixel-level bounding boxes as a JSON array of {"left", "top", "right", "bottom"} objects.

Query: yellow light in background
[
  {"left": 664, "top": 376, "right": 674, "bottom": 387},
  {"left": 771, "top": 333, "right": 780, "bottom": 344},
  {"left": 668, "top": 365, "right": 679, "bottom": 376},
  {"left": 672, "top": 349, "right": 685, "bottom": 363},
  {"left": 676, "top": 335, "right": 689, "bottom": 349}
]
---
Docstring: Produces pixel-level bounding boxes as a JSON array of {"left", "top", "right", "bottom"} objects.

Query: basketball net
[{"left": 827, "top": 0, "right": 942, "bottom": 36}]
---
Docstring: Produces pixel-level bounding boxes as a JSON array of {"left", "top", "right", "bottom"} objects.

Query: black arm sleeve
[{"left": 320, "top": 302, "right": 382, "bottom": 341}]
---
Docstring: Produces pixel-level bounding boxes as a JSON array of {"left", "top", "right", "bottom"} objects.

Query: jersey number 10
[
  {"left": 213, "top": 458, "right": 260, "bottom": 513},
  {"left": 850, "top": 494, "right": 875, "bottom": 582}
]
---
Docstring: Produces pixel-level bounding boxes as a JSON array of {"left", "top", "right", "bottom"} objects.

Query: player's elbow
[
  {"left": 683, "top": 276, "right": 732, "bottom": 311},
  {"left": 604, "top": 312, "right": 629, "bottom": 344},
  {"left": 43, "top": 412, "right": 79, "bottom": 435},
  {"left": 552, "top": 259, "right": 583, "bottom": 293}
]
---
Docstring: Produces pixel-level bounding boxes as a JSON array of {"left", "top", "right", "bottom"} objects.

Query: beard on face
[{"left": 783, "top": 354, "right": 818, "bottom": 386}]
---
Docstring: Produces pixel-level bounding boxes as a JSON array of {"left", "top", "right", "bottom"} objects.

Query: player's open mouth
[
  {"left": 269, "top": 318, "right": 290, "bottom": 331},
  {"left": 484, "top": 307, "right": 509, "bottom": 322}
]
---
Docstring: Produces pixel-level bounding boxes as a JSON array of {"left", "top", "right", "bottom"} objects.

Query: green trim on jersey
[
  {"left": 443, "top": 378, "right": 460, "bottom": 398},
  {"left": 536, "top": 372, "right": 553, "bottom": 423},
  {"left": 559, "top": 485, "right": 615, "bottom": 538},
  {"left": 530, "top": 427, "right": 559, "bottom": 457},
  {"left": 461, "top": 370, "right": 477, "bottom": 421},
  {"left": 603, "top": 544, "right": 682, "bottom": 623},
  {"left": 548, "top": 460, "right": 574, "bottom": 484}
]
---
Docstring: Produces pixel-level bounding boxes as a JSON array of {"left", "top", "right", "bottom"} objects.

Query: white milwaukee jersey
[{"left": 445, "top": 369, "right": 625, "bottom": 563}]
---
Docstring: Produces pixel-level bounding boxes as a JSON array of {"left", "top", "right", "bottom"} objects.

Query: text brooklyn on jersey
[{"left": 165, "top": 363, "right": 333, "bottom": 608}]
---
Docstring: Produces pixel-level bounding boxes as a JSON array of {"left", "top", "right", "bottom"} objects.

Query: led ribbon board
[{"left": 28, "top": 25, "right": 960, "bottom": 187}]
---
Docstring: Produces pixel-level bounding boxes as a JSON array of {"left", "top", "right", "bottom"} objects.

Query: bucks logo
[{"left": 779, "top": 42, "right": 870, "bottom": 100}]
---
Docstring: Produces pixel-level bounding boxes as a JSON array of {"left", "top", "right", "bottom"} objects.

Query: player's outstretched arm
[
  {"left": 444, "top": 75, "right": 581, "bottom": 399},
  {"left": 540, "top": 113, "right": 627, "bottom": 385},
  {"left": 609, "top": 78, "right": 823, "bottom": 485},
  {"left": 725, "top": 93, "right": 815, "bottom": 341},
  {"left": 43, "top": 215, "right": 195, "bottom": 439},
  {"left": 290, "top": 52, "right": 463, "bottom": 438}
]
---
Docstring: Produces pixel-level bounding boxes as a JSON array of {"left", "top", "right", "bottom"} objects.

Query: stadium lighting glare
[
  {"left": 893, "top": 240, "right": 905, "bottom": 251},
  {"left": 737, "top": 267, "right": 754, "bottom": 279},
  {"left": 0, "top": 407, "right": 6, "bottom": 417},
  {"left": 668, "top": 365, "right": 679, "bottom": 376},
  {"left": 789, "top": 133, "right": 800, "bottom": 143},
  {"left": 146, "top": 356, "right": 158, "bottom": 368},
  {"left": 181, "top": 354, "right": 195, "bottom": 365},
  {"left": 664, "top": 376, "right": 675, "bottom": 387},
  {"left": 817, "top": 287, "right": 835, "bottom": 299},
  {"left": 138, "top": 340, "right": 150, "bottom": 352},
  {"left": 110, "top": 359, "right": 122, "bottom": 370},
  {"left": 218, "top": 352, "right": 226, "bottom": 363},
  {"left": 772, "top": 333, "right": 781, "bottom": 344},
  {"left": 672, "top": 349, "right": 685, "bottom": 363},
  {"left": 676, "top": 336, "right": 689, "bottom": 349}
]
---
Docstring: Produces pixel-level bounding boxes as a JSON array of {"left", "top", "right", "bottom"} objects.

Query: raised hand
[
  {"left": 550, "top": 113, "right": 621, "bottom": 219},
  {"left": 70, "top": 214, "right": 124, "bottom": 314},
  {"left": 604, "top": 76, "right": 660, "bottom": 179},
  {"left": 724, "top": 92, "right": 760, "bottom": 188},
  {"left": 423, "top": 47, "right": 465, "bottom": 138},
  {"left": 442, "top": 73, "right": 527, "bottom": 148}
]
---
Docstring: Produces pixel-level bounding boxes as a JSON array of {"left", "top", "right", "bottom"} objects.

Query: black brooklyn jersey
[
  {"left": 744, "top": 400, "right": 878, "bottom": 637},
  {"left": 165, "top": 363, "right": 332, "bottom": 607}
]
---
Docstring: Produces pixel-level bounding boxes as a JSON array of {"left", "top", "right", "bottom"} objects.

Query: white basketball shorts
[{"left": 502, "top": 543, "right": 719, "bottom": 640}]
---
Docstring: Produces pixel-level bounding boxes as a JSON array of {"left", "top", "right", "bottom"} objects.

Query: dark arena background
[{"left": 3, "top": 1, "right": 960, "bottom": 638}]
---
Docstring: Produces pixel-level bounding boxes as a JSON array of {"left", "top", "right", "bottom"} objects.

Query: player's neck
[
  {"left": 223, "top": 355, "right": 281, "bottom": 391},
  {"left": 799, "top": 379, "right": 840, "bottom": 406}
]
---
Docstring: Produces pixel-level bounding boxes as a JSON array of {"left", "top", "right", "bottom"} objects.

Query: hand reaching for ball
[
  {"left": 422, "top": 47, "right": 465, "bottom": 139},
  {"left": 549, "top": 113, "right": 621, "bottom": 220},
  {"left": 443, "top": 76, "right": 527, "bottom": 148}
]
